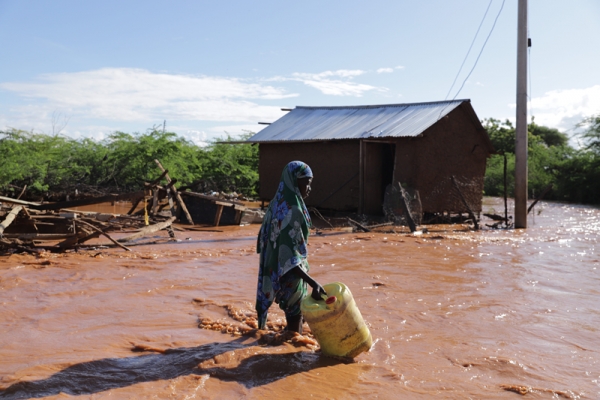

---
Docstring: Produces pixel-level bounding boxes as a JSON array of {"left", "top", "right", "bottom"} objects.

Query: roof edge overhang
[{"left": 294, "top": 99, "right": 470, "bottom": 111}]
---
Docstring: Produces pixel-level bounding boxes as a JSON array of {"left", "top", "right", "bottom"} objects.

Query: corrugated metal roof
[{"left": 248, "top": 99, "right": 470, "bottom": 142}]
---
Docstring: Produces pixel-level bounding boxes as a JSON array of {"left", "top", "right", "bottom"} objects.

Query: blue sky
[{"left": 1, "top": 0, "right": 599, "bottom": 145}]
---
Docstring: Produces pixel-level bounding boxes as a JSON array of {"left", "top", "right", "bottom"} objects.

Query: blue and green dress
[{"left": 256, "top": 161, "right": 313, "bottom": 329}]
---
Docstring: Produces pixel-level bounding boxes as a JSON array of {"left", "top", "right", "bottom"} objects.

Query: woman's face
[{"left": 297, "top": 177, "right": 312, "bottom": 199}]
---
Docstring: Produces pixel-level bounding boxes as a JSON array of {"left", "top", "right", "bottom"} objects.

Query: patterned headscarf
[{"left": 255, "top": 161, "right": 313, "bottom": 328}]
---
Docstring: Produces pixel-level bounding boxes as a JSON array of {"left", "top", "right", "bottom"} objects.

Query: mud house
[{"left": 248, "top": 100, "right": 494, "bottom": 217}]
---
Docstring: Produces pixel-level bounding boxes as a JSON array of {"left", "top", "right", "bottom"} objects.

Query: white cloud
[
  {"left": 0, "top": 68, "right": 295, "bottom": 123},
  {"left": 0, "top": 67, "right": 390, "bottom": 140},
  {"left": 299, "top": 79, "right": 380, "bottom": 97},
  {"left": 284, "top": 69, "right": 383, "bottom": 97},
  {"left": 377, "top": 68, "right": 394, "bottom": 74},
  {"left": 395, "top": 65, "right": 405, "bottom": 70},
  {"left": 527, "top": 85, "right": 600, "bottom": 130},
  {"left": 301, "top": 69, "right": 366, "bottom": 79}
]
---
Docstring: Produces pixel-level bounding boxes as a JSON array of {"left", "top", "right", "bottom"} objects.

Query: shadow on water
[
  {"left": 0, "top": 339, "right": 345, "bottom": 399},
  {"left": 198, "top": 351, "right": 346, "bottom": 388}
]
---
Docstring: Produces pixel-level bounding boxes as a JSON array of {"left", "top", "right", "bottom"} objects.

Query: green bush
[
  {"left": 481, "top": 116, "right": 600, "bottom": 205},
  {"left": 0, "top": 128, "right": 259, "bottom": 199}
]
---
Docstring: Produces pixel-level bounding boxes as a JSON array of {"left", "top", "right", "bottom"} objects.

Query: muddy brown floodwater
[{"left": 0, "top": 197, "right": 598, "bottom": 399}]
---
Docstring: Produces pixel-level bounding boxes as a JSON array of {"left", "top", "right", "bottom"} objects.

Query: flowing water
[{"left": 0, "top": 198, "right": 598, "bottom": 399}]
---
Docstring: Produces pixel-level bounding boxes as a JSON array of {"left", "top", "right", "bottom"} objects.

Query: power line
[
  {"left": 444, "top": 0, "right": 493, "bottom": 101},
  {"left": 450, "top": 0, "right": 506, "bottom": 101}
]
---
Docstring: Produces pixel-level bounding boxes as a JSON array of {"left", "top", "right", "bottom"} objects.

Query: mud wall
[
  {"left": 258, "top": 141, "right": 360, "bottom": 210},
  {"left": 393, "top": 104, "right": 491, "bottom": 214},
  {"left": 258, "top": 103, "right": 491, "bottom": 215}
]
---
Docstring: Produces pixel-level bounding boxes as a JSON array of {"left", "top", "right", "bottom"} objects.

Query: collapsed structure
[{"left": 248, "top": 100, "right": 494, "bottom": 218}]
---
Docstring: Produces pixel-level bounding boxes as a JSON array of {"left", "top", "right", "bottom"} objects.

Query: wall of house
[
  {"left": 393, "top": 103, "right": 490, "bottom": 214},
  {"left": 258, "top": 103, "right": 491, "bottom": 215},
  {"left": 259, "top": 140, "right": 360, "bottom": 210}
]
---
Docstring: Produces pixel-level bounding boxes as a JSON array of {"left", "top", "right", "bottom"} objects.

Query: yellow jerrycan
[{"left": 301, "top": 282, "right": 372, "bottom": 358}]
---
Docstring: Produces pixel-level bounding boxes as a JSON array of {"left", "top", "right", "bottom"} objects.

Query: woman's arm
[{"left": 291, "top": 266, "right": 327, "bottom": 300}]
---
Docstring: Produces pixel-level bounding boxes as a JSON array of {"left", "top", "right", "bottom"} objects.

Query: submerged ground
[{"left": 0, "top": 198, "right": 598, "bottom": 399}]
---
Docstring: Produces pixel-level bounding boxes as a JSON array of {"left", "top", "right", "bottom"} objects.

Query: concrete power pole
[{"left": 514, "top": 0, "right": 528, "bottom": 228}]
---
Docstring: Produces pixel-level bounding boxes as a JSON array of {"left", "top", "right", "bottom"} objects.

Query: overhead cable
[{"left": 444, "top": 0, "right": 494, "bottom": 101}]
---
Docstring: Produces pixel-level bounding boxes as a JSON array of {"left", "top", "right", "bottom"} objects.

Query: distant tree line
[
  {"left": 484, "top": 113, "right": 600, "bottom": 205},
  {"left": 1, "top": 112, "right": 599, "bottom": 205},
  {"left": 0, "top": 129, "right": 258, "bottom": 201}
]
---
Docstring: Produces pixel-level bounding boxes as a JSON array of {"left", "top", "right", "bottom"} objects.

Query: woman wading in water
[{"left": 256, "top": 161, "right": 326, "bottom": 333}]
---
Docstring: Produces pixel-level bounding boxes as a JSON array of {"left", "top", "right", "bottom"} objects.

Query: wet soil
[{"left": 0, "top": 198, "right": 598, "bottom": 399}]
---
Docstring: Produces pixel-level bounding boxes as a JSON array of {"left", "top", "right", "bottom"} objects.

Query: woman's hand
[{"left": 311, "top": 282, "right": 327, "bottom": 300}]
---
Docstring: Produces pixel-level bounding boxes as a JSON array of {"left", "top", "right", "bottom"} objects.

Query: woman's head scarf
[{"left": 255, "top": 161, "right": 313, "bottom": 328}]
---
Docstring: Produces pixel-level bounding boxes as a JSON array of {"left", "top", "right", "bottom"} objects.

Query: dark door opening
[{"left": 363, "top": 142, "right": 396, "bottom": 215}]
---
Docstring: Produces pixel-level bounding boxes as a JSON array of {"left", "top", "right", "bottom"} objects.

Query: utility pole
[{"left": 514, "top": 0, "right": 528, "bottom": 228}]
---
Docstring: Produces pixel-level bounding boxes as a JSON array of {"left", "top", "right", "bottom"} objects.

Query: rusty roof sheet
[{"left": 248, "top": 100, "right": 470, "bottom": 142}]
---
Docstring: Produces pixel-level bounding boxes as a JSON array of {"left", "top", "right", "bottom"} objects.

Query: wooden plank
[
  {"left": 118, "top": 217, "right": 176, "bottom": 243},
  {"left": 179, "top": 191, "right": 245, "bottom": 207},
  {"left": 2, "top": 233, "right": 77, "bottom": 240},
  {"left": 0, "top": 206, "right": 22, "bottom": 235},
  {"left": 154, "top": 159, "right": 194, "bottom": 225},
  {"left": 0, "top": 196, "right": 40, "bottom": 207},
  {"left": 151, "top": 189, "right": 159, "bottom": 216},
  {"left": 213, "top": 204, "right": 224, "bottom": 226}
]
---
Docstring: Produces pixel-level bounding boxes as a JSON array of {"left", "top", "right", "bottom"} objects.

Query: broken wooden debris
[
  {"left": 451, "top": 176, "right": 479, "bottom": 231},
  {"left": 527, "top": 183, "right": 553, "bottom": 214},
  {"left": 154, "top": 159, "right": 194, "bottom": 226},
  {"left": 0, "top": 205, "right": 23, "bottom": 235},
  {"left": 76, "top": 219, "right": 132, "bottom": 251},
  {"left": 0, "top": 196, "right": 173, "bottom": 254},
  {"left": 118, "top": 217, "right": 176, "bottom": 243},
  {"left": 397, "top": 182, "right": 418, "bottom": 233},
  {"left": 29, "top": 191, "right": 145, "bottom": 211},
  {"left": 179, "top": 191, "right": 247, "bottom": 226},
  {"left": 347, "top": 218, "right": 371, "bottom": 233}
]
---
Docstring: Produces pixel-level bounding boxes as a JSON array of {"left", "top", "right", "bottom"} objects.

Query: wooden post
[
  {"left": 166, "top": 188, "right": 176, "bottom": 217},
  {"left": 397, "top": 182, "right": 417, "bottom": 233},
  {"left": 16, "top": 185, "right": 27, "bottom": 200},
  {"left": 127, "top": 197, "right": 143, "bottom": 215},
  {"left": 514, "top": 0, "right": 529, "bottom": 228},
  {"left": 151, "top": 188, "right": 159, "bottom": 216},
  {"left": 213, "top": 202, "right": 226, "bottom": 226},
  {"left": 154, "top": 159, "right": 194, "bottom": 225},
  {"left": 234, "top": 204, "right": 246, "bottom": 225}
]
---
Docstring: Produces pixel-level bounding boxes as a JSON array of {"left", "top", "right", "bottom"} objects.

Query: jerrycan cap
[{"left": 325, "top": 295, "right": 337, "bottom": 309}]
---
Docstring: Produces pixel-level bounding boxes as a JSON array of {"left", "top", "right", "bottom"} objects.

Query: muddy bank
[{"left": 0, "top": 198, "right": 598, "bottom": 399}]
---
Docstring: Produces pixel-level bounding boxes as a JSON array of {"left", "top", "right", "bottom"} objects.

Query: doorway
[{"left": 363, "top": 142, "right": 396, "bottom": 215}]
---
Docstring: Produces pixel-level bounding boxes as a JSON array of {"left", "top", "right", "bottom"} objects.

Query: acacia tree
[{"left": 578, "top": 113, "right": 600, "bottom": 153}]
